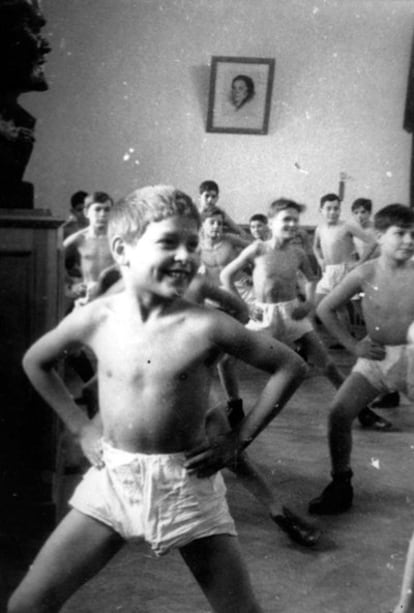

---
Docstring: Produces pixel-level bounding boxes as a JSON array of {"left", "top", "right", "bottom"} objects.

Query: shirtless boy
[
  {"left": 313, "top": 193, "right": 390, "bottom": 429},
  {"left": 313, "top": 193, "right": 376, "bottom": 303},
  {"left": 9, "top": 185, "right": 306, "bottom": 613},
  {"left": 63, "top": 191, "right": 114, "bottom": 306},
  {"left": 308, "top": 204, "right": 414, "bottom": 515},
  {"left": 220, "top": 198, "right": 344, "bottom": 387},
  {"left": 199, "top": 179, "right": 249, "bottom": 238}
]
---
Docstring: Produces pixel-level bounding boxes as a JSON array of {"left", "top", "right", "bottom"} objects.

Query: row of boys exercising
[{"left": 8, "top": 183, "right": 414, "bottom": 612}]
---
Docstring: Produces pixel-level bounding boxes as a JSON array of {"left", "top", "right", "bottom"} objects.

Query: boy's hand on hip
[
  {"left": 355, "top": 337, "right": 386, "bottom": 360},
  {"left": 184, "top": 432, "right": 240, "bottom": 478}
]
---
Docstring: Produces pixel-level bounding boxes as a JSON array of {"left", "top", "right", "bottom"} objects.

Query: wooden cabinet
[{"left": 0, "top": 209, "right": 64, "bottom": 527}]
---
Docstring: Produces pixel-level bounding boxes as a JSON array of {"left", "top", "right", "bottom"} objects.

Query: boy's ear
[{"left": 111, "top": 236, "right": 129, "bottom": 265}]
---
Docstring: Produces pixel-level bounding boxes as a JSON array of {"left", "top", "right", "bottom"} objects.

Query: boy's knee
[{"left": 329, "top": 403, "right": 353, "bottom": 429}]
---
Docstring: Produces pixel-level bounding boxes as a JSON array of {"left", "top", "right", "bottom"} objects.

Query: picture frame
[{"left": 206, "top": 56, "right": 275, "bottom": 135}]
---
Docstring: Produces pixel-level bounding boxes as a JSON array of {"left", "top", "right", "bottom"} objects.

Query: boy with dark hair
[
  {"left": 309, "top": 204, "right": 414, "bottom": 514},
  {"left": 62, "top": 190, "right": 89, "bottom": 239},
  {"left": 198, "top": 179, "right": 249, "bottom": 237},
  {"left": 249, "top": 213, "right": 270, "bottom": 241},
  {"left": 63, "top": 191, "right": 114, "bottom": 306},
  {"left": 9, "top": 185, "right": 306, "bottom": 613},
  {"left": 221, "top": 197, "right": 344, "bottom": 388}
]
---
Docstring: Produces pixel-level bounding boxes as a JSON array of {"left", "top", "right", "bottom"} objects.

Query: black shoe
[
  {"left": 358, "top": 407, "right": 392, "bottom": 430},
  {"left": 273, "top": 506, "right": 321, "bottom": 546},
  {"left": 308, "top": 473, "right": 353, "bottom": 515},
  {"left": 226, "top": 398, "right": 244, "bottom": 430},
  {"left": 371, "top": 391, "right": 400, "bottom": 409}
]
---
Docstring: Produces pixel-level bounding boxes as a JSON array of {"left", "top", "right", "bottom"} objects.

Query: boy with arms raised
[
  {"left": 9, "top": 186, "right": 306, "bottom": 613},
  {"left": 308, "top": 204, "right": 414, "bottom": 515}
]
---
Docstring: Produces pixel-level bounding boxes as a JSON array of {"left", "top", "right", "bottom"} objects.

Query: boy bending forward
[{"left": 9, "top": 186, "right": 305, "bottom": 613}]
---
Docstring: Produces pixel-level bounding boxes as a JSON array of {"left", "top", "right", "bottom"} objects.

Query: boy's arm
[
  {"left": 185, "top": 313, "right": 307, "bottom": 476},
  {"left": 201, "top": 279, "right": 249, "bottom": 324},
  {"left": 317, "top": 264, "right": 385, "bottom": 359},
  {"left": 220, "top": 241, "right": 259, "bottom": 295},
  {"left": 348, "top": 222, "right": 377, "bottom": 263},
  {"left": 22, "top": 306, "right": 104, "bottom": 467}
]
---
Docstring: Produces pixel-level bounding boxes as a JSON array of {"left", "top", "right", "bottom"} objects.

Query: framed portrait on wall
[{"left": 206, "top": 56, "right": 275, "bottom": 135}]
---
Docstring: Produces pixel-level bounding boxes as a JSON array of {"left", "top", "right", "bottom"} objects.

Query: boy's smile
[
  {"left": 270, "top": 208, "right": 299, "bottom": 242},
  {"left": 123, "top": 216, "right": 200, "bottom": 299},
  {"left": 377, "top": 224, "right": 414, "bottom": 262},
  {"left": 250, "top": 220, "right": 267, "bottom": 240}
]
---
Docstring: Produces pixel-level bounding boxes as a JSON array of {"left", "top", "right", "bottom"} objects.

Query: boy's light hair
[
  {"left": 108, "top": 185, "right": 200, "bottom": 243},
  {"left": 374, "top": 203, "right": 414, "bottom": 232},
  {"left": 199, "top": 180, "right": 219, "bottom": 195},
  {"left": 320, "top": 193, "right": 340, "bottom": 208},
  {"left": 200, "top": 205, "right": 225, "bottom": 224},
  {"left": 84, "top": 191, "right": 113, "bottom": 210},
  {"left": 268, "top": 198, "right": 305, "bottom": 219},
  {"left": 351, "top": 198, "right": 372, "bottom": 213}
]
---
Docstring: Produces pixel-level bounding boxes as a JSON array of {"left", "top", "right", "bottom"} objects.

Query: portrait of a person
[{"left": 230, "top": 74, "right": 255, "bottom": 110}]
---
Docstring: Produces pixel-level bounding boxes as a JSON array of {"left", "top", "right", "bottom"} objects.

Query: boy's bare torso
[
  {"left": 360, "top": 259, "right": 414, "bottom": 345},
  {"left": 73, "top": 230, "right": 114, "bottom": 286},
  {"left": 86, "top": 293, "right": 218, "bottom": 454},
  {"left": 201, "top": 236, "right": 242, "bottom": 284},
  {"left": 317, "top": 221, "right": 356, "bottom": 265},
  {"left": 252, "top": 241, "right": 306, "bottom": 303}
]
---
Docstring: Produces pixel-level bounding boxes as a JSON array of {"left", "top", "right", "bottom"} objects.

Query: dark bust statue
[{"left": 0, "top": 0, "right": 50, "bottom": 208}]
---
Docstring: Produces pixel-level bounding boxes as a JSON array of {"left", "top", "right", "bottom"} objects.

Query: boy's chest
[
  {"left": 201, "top": 241, "right": 237, "bottom": 268},
  {"left": 78, "top": 237, "right": 112, "bottom": 264},
  {"left": 256, "top": 248, "right": 300, "bottom": 279},
  {"left": 93, "top": 319, "right": 214, "bottom": 383},
  {"left": 363, "top": 270, "right": 414, "bottom": 318}
]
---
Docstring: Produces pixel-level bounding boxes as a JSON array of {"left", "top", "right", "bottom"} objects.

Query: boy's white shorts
[{"left": 70, "top": 440, "right": 236, "bottom": 556}]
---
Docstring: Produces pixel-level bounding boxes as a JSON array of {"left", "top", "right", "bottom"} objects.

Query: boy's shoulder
[{"left": 63, "top": 227, "right": 89, "bottom": 248}]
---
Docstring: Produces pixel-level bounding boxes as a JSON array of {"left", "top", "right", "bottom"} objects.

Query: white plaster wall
[{"left": 22, "top": 0, "right": 414, "bottom": 224}]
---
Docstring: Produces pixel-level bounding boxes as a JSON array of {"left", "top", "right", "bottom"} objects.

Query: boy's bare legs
[
  {"left": 309, "top": 373, "right": 381, "bottom": 514},
  {"left": 180, "top": 534, "right": 264, "bottom": 613},
  {"left": 8, "top": 510, "right": 124, "bottom": 613},
  {"left": 302, "top": 330, "right": 392, "bottom": 430}
]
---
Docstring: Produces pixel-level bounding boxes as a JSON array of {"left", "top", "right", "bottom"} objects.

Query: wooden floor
[{"left": 3, "top": 343, "right": 414, "bottom": 613}]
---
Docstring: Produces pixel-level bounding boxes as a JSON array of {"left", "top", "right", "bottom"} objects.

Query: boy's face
[
  {"left": 250, "top": 220, "right": 268, "bottom": 240},
  {"left": 86, "top": 200, "right": 112, "bottom": 231},
  {"left": 202, "top": 214, "right": 223, "bottom": 240},
  {"left": 270, "top": 207, "right": 299, "bottom": 241},
  {"left": 377, "top": 224, "right": 414, "bottom": 262},
  {"left": 199, "top": 190, "right": 219, "bottom": 211},
  {"left": 123, "top": 216, "right": 200, "bottom": 299},
  {"left": 352, "top": 206, "right": 371, "bottom": 227},
  {"left": 320, "top": 199, "right": 341, "bottom": 224}
]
